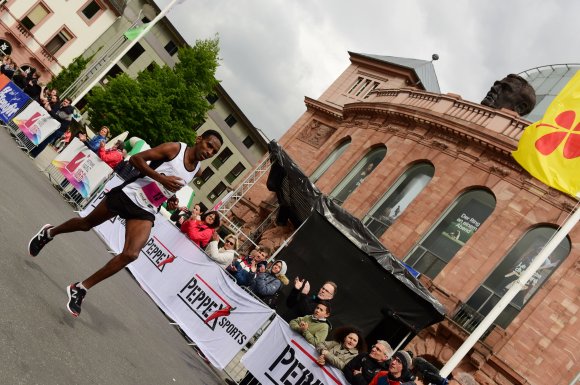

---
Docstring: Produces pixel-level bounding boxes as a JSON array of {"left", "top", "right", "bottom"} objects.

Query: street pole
[
  {"left": 71, "top": 0, "right": 181, "bottom": 105},
  {"left": 439, "top": 205, "right": 580, "bottom": 377}
]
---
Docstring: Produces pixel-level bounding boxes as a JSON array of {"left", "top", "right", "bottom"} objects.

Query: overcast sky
[{"left": 155, "top": 0, "right": 579, "bottom": 140}]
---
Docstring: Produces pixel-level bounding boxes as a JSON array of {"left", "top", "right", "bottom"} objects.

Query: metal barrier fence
[
  {"left": 3, "top": 121, "right": 111, "bottom": 211},
  {"left": 4, "top": 119, "right": 36, "bottom": 152},
  {"left": 42, "top": 162, "right": 112, "bottom": 211}
]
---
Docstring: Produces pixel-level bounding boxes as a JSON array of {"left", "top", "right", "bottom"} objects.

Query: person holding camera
[
  {"left": 30, "top": 97, "right": 74, "bottom": 158},
  {"left": 23, "top": 70, "right": 42, "bottom": 101}
]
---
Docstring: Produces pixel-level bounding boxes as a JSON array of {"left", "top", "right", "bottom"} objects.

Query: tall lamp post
[{"left": 72, "top": 0, "right": 182, "bottom": 105}]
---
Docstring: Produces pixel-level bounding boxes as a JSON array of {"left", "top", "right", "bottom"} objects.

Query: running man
[{"left": 28, "top": 130, "right": 223, "bottom": 317}]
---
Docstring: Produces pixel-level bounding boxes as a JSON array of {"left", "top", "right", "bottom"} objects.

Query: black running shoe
[
  {"left": 28, "top": 224, "right": 54, "bottom": 257},
  {"left": 66, "top": 282, "right": 87, "bottom": 317}
]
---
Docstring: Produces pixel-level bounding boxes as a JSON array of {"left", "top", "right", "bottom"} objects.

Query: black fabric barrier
[{"left": 266, "top": 141, "right": 446, "bottom": 340}]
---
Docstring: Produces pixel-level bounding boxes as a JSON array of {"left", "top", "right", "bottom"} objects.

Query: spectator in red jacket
[
  {"left": 180, "top": 210, "right": 220, "bottom": 248},
  {"left": 98, "top": 140, "right": 125, "bottom": 169}
]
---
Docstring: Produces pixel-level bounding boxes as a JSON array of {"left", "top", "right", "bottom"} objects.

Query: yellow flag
[{"left": 512, "top": 71, "right": 580, "bottom": 198}]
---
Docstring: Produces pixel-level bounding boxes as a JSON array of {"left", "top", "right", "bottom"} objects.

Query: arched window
[
  {"left": 458, "top": 227, "right": 571, "bottom": 329},
  {"left": 404, "top": 189, "right": 496, "bottom": 279},
  {"left": 309, "top": 138, "right": 351, "bottom": 183},
  {"left": 363, "top": 162, "right": 434, "bottom": 237},
  {"left": 329, "top": 146, "right": 387, "bottom": 205}
]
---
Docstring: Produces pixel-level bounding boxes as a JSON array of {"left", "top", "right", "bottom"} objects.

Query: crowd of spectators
[{"left": 6, "top": 53, "right": 475, "bottom": 385}]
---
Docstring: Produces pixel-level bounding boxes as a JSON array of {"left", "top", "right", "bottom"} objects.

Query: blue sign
[
  {"left": 402, "top": 262, "right": 421, "bottom": 278},
  {"left": 0, "top": 81, "right": 30, "bottom": 123}
]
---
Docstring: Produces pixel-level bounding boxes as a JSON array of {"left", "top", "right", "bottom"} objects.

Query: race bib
[{"left": 137, "top": 180, "right": 172, "bottom": 207}]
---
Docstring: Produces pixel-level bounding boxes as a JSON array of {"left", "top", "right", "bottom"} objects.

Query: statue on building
[{"left": 481, "top": 74, "right": 536, "bottom": 115}]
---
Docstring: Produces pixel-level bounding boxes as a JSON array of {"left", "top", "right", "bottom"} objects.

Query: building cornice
[
  {"left": 304, "top": 88, "right": 577, "bottom": 210},
  {"left": 304, "top": 96, "right": 343, "bottom": 120}
]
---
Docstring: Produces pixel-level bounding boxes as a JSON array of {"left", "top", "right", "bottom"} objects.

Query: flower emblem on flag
[{"left": 535, "top": 110, "right": 580, "bottom": 159}]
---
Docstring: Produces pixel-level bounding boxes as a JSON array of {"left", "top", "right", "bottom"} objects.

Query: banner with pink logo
[
  {"left": 12, "top": 102, "right": 61, "bottom": 145},
  {"left": 80, "top": 179, "right": 274, "bottom": 368},
  {"left": 242, "top": 316, "right": 348, "bottom": 385},
  {"left": 52, "top": 138, "right": 113, "bottom": 197}
]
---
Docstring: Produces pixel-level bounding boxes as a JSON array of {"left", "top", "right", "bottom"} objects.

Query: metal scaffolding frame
[{"left": 217, "top": 155, "right": 274, "bottom": 249}]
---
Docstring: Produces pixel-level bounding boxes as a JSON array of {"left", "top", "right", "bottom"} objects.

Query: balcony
[
  {"left": 0, "top": 9, "right": 62, "bottom": 74},
  {"left": 451, "top": 302, "right": 494, "bottom": 339},
  {"left": 15, "top": 22, "right": 32, "bottom": 39},
  {"left": 348, "top": 88, "right": 531, "bottom": 144}
]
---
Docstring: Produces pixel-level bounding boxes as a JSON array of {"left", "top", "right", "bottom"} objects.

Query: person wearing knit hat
[
  {"left": 368, "top": 350, "right": 414, "bottom": 385},
  {"left": 392, "top": 350, "right": 413, "bottom": 376}
]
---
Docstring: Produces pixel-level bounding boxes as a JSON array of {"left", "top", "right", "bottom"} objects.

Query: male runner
[{"left": 28, "top": 130, "right": 223, "bottom": 317}]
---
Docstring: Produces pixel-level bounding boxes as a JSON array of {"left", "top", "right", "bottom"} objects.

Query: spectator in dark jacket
[
  {"left": 249, "top": 260, "right": 289, "bottom": 302},
  {"left": 283, "top": 278, "right": 337, "bottom": 321},
  {"left": 368, "top": 350, "right": 414, "bottom": 385},
  {"left": 1, "top": 55, "right": 16, "bottom": 79},
  {"left": 343, "top": 341, "right": 393, "bottom": 385},
  {"left": 227, "top": 246, "right": 270, "bottom": 286},
  {"left": 23, "top": 71, "right": 42, "bottom": 101},
  {"left": 82, "top": 126, "right": 109, "bottom": 152}
]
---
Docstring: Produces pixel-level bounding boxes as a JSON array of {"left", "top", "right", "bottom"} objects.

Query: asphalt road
[{"left": 0, "top": 127, "right": 224, "bottom": 385}]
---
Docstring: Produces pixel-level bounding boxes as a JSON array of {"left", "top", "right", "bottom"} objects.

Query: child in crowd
[{"left": 289, "top": 301, "right": 331, "bottom": 346}]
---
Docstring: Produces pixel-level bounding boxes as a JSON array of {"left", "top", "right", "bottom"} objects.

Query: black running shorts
[{"left": 105, "top": 187, "right": 155, "bottom": 223}]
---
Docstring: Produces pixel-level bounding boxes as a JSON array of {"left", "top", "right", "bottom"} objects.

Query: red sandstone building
[{"left": 230, "top": 52, "right": 579, "bottom": 385}]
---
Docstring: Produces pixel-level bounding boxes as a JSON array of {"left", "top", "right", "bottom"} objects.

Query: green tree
[
  {"left": 47, "top": 55, "right": 92, "bottom": 93},
  {"left": 86, "top": 36, "right": 220, "bottom": 146}
]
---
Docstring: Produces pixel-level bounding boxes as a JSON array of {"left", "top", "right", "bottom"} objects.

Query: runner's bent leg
[
  {"left": 50, "top": 197, "right": 116, "bottom": 237},
  {"left": 81, "top": 218, "right": 153, "bottom": 289}
]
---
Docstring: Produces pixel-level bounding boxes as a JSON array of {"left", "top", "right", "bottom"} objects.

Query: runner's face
[{"left": 195, "top": 135, "right": 221, "bottom": 161}]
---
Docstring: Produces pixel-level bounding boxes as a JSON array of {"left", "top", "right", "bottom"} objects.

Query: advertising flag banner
[
  {"left": 0, "top": 77, "right": 30, "bottom": 123},
  {"left": 52, "top": 138, "right": 113, "bottom": 198},
  {"left": 124, "top": 24, "right": 149, "bottom": 40},
  {"left": 0, "top": 73, "right": 9, "bottom": 89},
  {"left": 513, "top": 71, "right": 580, "bottom": 198},
  {"left": 242, "top": 316, "right": 348, "bottom": 385},
  {"left": 12, "top": 102, "right": 61, "bottom": 145},
  {"left": 81, "top": 178, "right": 274, "bottom": 368}
]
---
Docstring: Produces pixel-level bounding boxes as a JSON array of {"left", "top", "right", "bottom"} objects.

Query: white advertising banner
[
  {"left": 12, "top": 102, "right": 61, "bottom": 145},
  {"left": 242, "top": 316, "right": 348, "bottom": 385},
  {"left": 81, "top": 178, "right": 274, "bottom": 369},
  {"left": 52, "top": 138, "right": 113, "bottom": 198}
]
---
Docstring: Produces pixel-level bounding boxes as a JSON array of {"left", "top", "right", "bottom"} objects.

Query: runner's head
[{"left": 194, "top": 130, "right": 223, "bottom": 161}]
